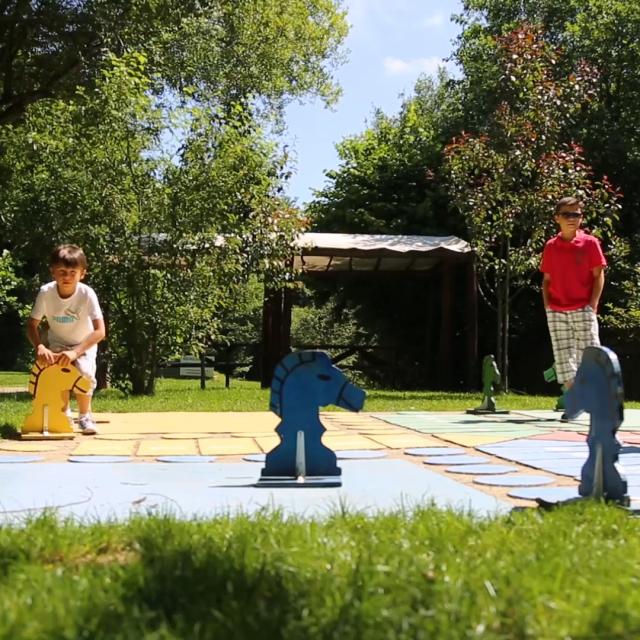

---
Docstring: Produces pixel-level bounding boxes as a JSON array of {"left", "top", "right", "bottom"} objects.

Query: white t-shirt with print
[{"left": 30, "top": 281, "right": 103, "bottom": 358}]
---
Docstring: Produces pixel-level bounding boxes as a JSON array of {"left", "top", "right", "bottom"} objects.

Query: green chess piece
[
  {"left": 543, "top": 363, "right": 565, "bottom": 411},
  {"left": 466, "top": 354, "right": 509, "bottom": 415}
]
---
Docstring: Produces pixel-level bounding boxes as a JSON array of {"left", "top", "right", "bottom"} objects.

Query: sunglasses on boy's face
[{"left": 559, "top": 211, "right": 583, "bottom": 219}]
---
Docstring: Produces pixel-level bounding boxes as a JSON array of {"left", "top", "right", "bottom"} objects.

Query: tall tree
[
  {"left": 454, "top": 0, "right": 640, "bottom": 240},
  {"left": 444, "top": 25, "right": 621, "bottom": 388},
  {"left": 0, "top": 0, "right": 348, "bottom": 125},
  {"left": 1, "top": 0, "right": 347, "bottom": 389},
  {"left": 0, "top": 54, "right": 303, "bottom": 393},
  {"left": 309, "top": 70, "right": 463, "bottom": 235}
]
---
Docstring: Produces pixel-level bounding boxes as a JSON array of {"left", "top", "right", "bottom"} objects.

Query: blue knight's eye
[{"left": 317, "top": 374, "right": 331, "bottom": 381}]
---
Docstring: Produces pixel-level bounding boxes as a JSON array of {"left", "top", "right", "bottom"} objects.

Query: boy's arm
[
  {"left": 26, "top": 317, "right": 57, "bottom": 364},
  {"left": 56, "top": 318, "right": 106, "bottom": 366},
  {"left": 590, "top": 266, "right": 605, "bottom": 311},
  {"left": 542, "top": 273, "right": 552, "bottom": 310}
]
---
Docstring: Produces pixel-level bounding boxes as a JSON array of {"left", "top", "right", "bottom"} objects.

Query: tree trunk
[
  {"left": 96, "top": 307, "right": 110, "bottom": 390},
  {"left": 144, "top": 331, "right": 158, "bottom": 395},
  {"left": 496, "top": 269, "right": 504, "bottom": 387},
  {"left": 500, "top": 237, "right": 511, "bottom": 392},
  {"left": 503, "top": 242, "right": 510, "bottom": 391},
  {"left": 130, "top": 366, "right": 146, "bottom": 395},
  {"left": 495, "top": 236, "right": 511, "bottom": 392},
  {"left": 144, "top": 372, "right": 156, "bottom": 395}
]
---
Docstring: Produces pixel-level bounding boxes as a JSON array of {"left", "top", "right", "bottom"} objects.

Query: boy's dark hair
[
  {"left": 555, "top": 196, "right": 582, "bottom": 213},
  {"left": 49, "top": 244, "right": 87, "bottom": 270}
]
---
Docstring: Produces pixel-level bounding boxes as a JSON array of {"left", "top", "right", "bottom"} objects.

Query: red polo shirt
[{"left": 540, "top": 230, "right": 606, "bottom": 311}]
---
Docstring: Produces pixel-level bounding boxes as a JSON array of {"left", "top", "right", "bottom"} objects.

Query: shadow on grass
[
  {"left": 368, "top": 392, "right": 474, "bottom": 401},
  {"left": 0, "top": 423, "right": 20, "bottom": 439},
  {"left": 0, "top": 391, "right": 29, "bottom": 401},
  {"left": 100, "top": 532, "right": 301, "bottom": 638}
]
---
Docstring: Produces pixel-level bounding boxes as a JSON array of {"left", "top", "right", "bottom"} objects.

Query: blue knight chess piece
[
  {"left": 260, "top": 351, "right": 366, "bottom": 482},
  {"left": 564, "top": 346, "right": 628, "bottom": 504}
]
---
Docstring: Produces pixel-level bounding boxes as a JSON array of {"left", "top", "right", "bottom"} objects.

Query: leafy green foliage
[
  {"left": 0, "top": 0, "right": 349, "bottom": 391},
  {"left": 454, "top": 0, "right": 640, "bottom": 247},
  {"left": 0, "top": 54, "right": 303, "bottom": 394},
  {"left": 0, "top": 0, "right": 348, "bottom": 125},
  {"left": 303, "top": 74, "right": 468, "bottom": 390},
  {"left": 309, "top": 71, "right": 464, "bottom": 236},
  {"left": 602, "top": 235, "right": 640, "bottom": 344},
  {"left": 0, "top": 249, "right": 26, "bottom": 316},
  {"left": 292, "top": 296, "right": 366, "bottom": 346}
]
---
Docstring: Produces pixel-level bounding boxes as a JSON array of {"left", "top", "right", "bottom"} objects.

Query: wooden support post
[
  {"left": 260, "top": 283, "right": 294, "bottom": 388},
  {"left": 261, "top": 288, "right": 285, "bottom": 388},
  {"left": 424, "top": 276, "right": 436, "bottom": 388},
  {"left": 282, "top": 287, "right": 292, "bottom": 356},
  {"left": 199, "top": 352, "right": 206, "bottom": 390},
  {"left": 438, "top": 263, "right": 453, "bottom": 389},
  {"left": 466, "top": 257, "right": 479, "bottom": 390}
]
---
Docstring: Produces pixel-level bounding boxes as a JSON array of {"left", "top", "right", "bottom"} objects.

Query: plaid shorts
[{"left": 546, "top": 306, "right": 600, "bottom": 384}]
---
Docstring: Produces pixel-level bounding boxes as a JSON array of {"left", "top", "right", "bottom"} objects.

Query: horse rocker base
[
  {"left": 257, "top": 428, "right": 343, "bottom": 487},
  {"left": 256, "top": 476, "right": 343, "bottom": 488},
  {"left": 466, "top": 406, "right": 510, "bottom": 416},
  {"left": 21, "top": 432, "right": 76, "bottom": 441},
  {"left": 22, "top": 362, "right": 92, "bottom": 440}
]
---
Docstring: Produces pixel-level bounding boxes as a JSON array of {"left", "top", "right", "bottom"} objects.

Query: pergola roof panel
[{"left": 293, "top": 233, "right": 472, "bottom": 273}]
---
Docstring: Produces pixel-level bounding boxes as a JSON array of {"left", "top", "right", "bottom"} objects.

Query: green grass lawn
[
  {"left": 0, "top": 371, "right": 589, "bottom": 432},
  {"left": 2, "top": 372, "right": 640, "bottom": 637},
  {"left": 0, "top": 370, "right": 28, "bottom": 387},
  {"left": 1, "top": 504, "right": 639, "bottom": 639},
  {"left": 3, "top": 370, "right": 640, "bottom": 432}
]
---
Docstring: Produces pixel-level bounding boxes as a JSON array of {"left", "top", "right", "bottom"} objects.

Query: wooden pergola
[{"left": 260, "top": 232, "right": 478, "bottom": 389}]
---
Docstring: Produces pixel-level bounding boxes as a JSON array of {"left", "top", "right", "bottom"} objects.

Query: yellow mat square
[
  {"left": 321, "top": 412, "right": 382, "bottom": 420},
  {"left": 0, "top": 441, "right": 62, "bottom": 452},
  {"left": 321, "top": 419, "right": 384, "bottom": 428},
  {"left": 358, "top": 429, "right": 409, "bottom": 435},
  {"left": 366, "top": 434, "right": 443, "bottom": 449},
  {"left": 137, "top": 439, "right": 199, "bottom": 456},
  {"left": 198, "top": 438, "right": 262, "bottom": 455},
  {"left": 232, "top": 432, "right": 277, "bottom": 439},
  {"left": 345, "top": 424, "right": 395, "bottom": 429},
  {"left": 92, "top": 412, "right": 279, "bottom": 434},
  {"left": 255, "top": 436, "right": 280, "bottom": 452},
  {"left": 435, "top": 433, "right": 513, "bottom": 446},
  {"left": 72, "top": 440, "right": 136, "bottom": 456},
  {"left": 318, "top": 424, "right": 341, "bottom": 431},
  {"left": 322, "top": 434, "right": 386, "bottom": 450},
  {"left": 20, "top": 433, "right": 75, "bottom": 441}
]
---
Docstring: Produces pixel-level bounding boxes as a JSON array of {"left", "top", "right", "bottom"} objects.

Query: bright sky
[{"left": 283, "top": 0, "right": 464, "bottom": 206}]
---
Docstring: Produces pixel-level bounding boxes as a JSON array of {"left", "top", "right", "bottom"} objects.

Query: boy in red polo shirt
[{"left": 540, "top": 196, "right": 606, "bottom": 394}]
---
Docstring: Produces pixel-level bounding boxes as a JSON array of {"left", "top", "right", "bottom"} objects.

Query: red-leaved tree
[{"left": 444, "top": 24, "right": 621, "bottom": 389}]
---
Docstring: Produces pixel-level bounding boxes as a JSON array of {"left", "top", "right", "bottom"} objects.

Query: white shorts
[
  {"left": 546, "top": 306, "right": 600, "bottom": 384},
  {"left": 49, "top": 345, "right": 97, "bottom": 395}
]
